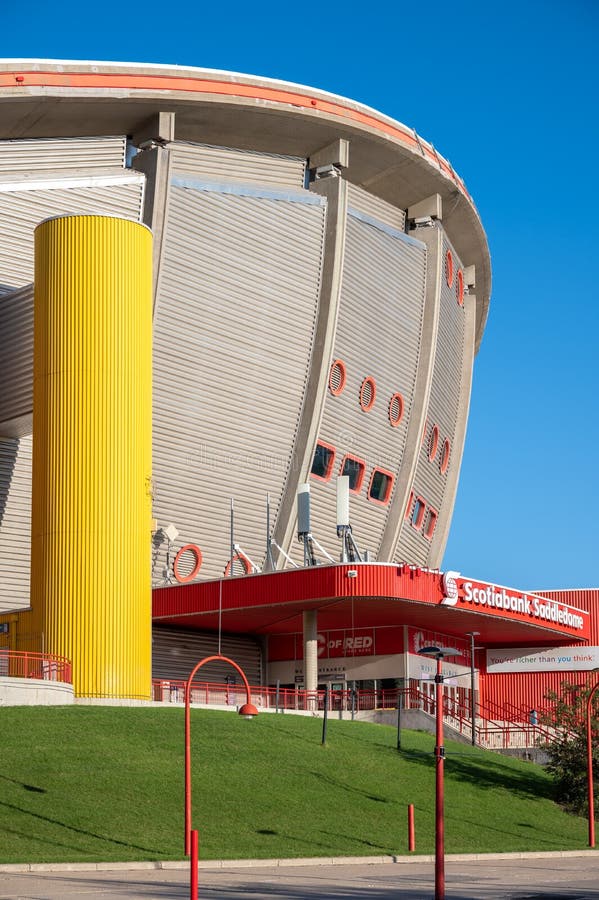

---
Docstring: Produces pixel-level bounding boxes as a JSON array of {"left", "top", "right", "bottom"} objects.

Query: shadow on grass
[
  {"left": 311, "top": 771, "right": 390, "bottom": 804},
  {"left": 0, "top": 800, "right": 161, "bottom": 855},
  {"left": 398, "top": 748, "right": 553, "bottom": 802},
  {"left": 0, "top": 772, "right": 47, "bottom": 793}
]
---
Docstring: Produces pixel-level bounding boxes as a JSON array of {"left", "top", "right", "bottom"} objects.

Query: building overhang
[
  {"left": 0, "top": 59, "right": 491, "bottom": 351},
  {"left": 152, "top": 563, "right": 590, "bottom": 648}
]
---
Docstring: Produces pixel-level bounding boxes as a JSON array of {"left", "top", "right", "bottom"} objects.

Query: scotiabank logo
[{"left": 441, "top": 571, "right": 460, "bottom": 606}]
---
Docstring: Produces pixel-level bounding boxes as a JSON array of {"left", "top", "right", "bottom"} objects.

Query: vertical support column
[
  {"left": 31, "top": 215, "right": 153, "bottom": 699},
  {"left": 303, "top": 609, "right": 318, "bottom": 708}
]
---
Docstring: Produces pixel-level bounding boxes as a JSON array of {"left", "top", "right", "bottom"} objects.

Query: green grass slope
[{"left": 0, "top": 706, "right": 587, "bottom": 863}]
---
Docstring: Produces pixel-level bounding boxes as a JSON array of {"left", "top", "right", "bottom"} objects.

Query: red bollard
[
  {"left": 190, "top": 829, "right": 198, "bottom": 900},
  {"left": 408, "top": 804, "right": 415, "bottom": 851}
]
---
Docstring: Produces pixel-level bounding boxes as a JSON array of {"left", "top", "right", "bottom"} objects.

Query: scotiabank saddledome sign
[{"left": 441, "top": 572, "right": 588, "bottom": 636}]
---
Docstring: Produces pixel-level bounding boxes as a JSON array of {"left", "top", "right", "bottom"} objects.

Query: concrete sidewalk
[{"left": 1, "top": 853, "right": 599, "bottom": 899}]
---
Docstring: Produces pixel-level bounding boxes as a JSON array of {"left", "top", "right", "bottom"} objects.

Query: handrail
[
  {"left": 150, "top": 678, "right": 549, "bottom": 750},
  {"left": 0, "top": 649, "right": 72, "bottom": 684}
]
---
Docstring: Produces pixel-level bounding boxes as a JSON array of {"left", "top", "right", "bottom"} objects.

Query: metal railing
[
  {"left": 0, "top": 649, "right": 72, "bottom": 684},
  {"left": 151, "top": 678, "right": 554, "bottom": 751}
]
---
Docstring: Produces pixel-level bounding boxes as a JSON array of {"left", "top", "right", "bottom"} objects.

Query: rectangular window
[
  {"left": 424, "top": 507, "right": 438, "bottom": 540},
  {"left": 368, "top": 468, "right": 394, "bottom": 505},
  {"left": 340, "top": 454, "right": 366, "bottom": 493},
  {"left": 311, "top": 441, "right": 336, "bottom": 481},
  {"left": 411, "top": 496, "right": 426, "bottom": 529}
]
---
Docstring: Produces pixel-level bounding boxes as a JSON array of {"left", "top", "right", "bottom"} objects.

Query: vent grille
[
  {"left": 329, "top": 359, "right": 346, "bottom": 396},
  {"left": 359, "top": 376, "right": 376, "bottom": 412},
  {"left": 388, "top": 392, "right": 404, "bottom": 428}
]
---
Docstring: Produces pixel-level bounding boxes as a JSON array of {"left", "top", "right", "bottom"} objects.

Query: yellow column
[{"left": 31, "top": 215, "right": 153, "bottom": 699}]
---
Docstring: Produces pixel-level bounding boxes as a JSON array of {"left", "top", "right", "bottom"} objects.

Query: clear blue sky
[{"left": 5, "top": 0, "right": 598, "bottom": 590}]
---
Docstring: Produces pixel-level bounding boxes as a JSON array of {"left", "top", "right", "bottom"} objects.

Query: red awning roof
[{"left": 152, "top": 563, "right": 590, "bottom": 648}]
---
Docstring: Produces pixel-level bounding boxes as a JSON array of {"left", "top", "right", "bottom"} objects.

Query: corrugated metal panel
[
  {"left": 0, "top": 136, "right": 127, "bottom": 174},
  {"left": 152, "top": 626, "right": 262, "bottom": 684},
  {"left": 0, "top": 284, "right": 33, "bottom": 435},
  {"left": 0, "top": 435, "right": 32, "bottom": 612},
  {"left": 481, "top": 670, "right": 590, "bottom": 719},
  {"left": 168, "top": 141, "right": 306, "bottom": 189},
  {"left": 304, "top": 212, "right": 427, "bottom": 562},
  {"left": 536, "top": 589, "right": 599, "bottom": 640},
  {"left": 480, "top": 592, "right": 599, "bottom": 716},
  {"left": 396, "top": 228, "right": 466, "bottom": 565},
  {"left": 346, "top": 183, "right": 406, "bottom": 232},
  {"left": 0, "top": 173, "right": 145, "bottom": 294},
  {"left": 151, "top": 179, "right": 326, "bottom": 583},
  {"left": 31, "top": 217, "right": 153, "bottom": 699}
]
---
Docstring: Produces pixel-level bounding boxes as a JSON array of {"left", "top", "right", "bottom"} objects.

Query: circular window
[
  {"left": 388, "top": 392, "right": 405, "bottom": 427},
  {"left": 445, "top": 249, "right": 454, "bottom": 287},
  {"left": 173, "top": 544, "right": 203, "bottom": 583},
  {"left": 224, "top": 551, "right": 252, "bottom": 577},
  {"left": 428, "top": 424, "right": 439, "bottom": 461},
  {"left": 329, "top": 359, "right": 347, "bottom": 396},
  {"left": 440, "top": 438, "right": 451, "bottom": 474},
  {"left": 456, "top": 269, "right": 464, "bottom": 306},
  {"left": 359, "top": 376, "right": 376, "bottom": 412}
]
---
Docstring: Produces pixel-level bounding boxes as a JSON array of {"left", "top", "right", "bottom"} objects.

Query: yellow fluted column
[{"left": 31, "top": 215, "right": 153, "bottom": 699}]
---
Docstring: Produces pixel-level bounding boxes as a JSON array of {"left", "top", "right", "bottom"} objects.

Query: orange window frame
[
  {"left": 456, "top": 269, "right": 464, "bottom": 306},
  {"left": 388, "top": 392, "right": 405, "bottom": 428},
  {"left": 446, "top": 249, "right": 454, "bottom": 287},
  {"left": 410, "top": 495, "right": 426, "bottom": 530},
  {"left": 329, "top": 359, "right": 347, "bottom": 396},
  {"left": 440, "top": 438, "right": 451, "bottom": 475},
  {"left": 368, "top": 467, "right": 395, "bottom": 506},
  {"left": 311, "top": 440, "right": 336, "bottom": 482},
  {"left": 428, "top": 424, "right": 439, "bottom": 461},
  {"left": 359, "top": 376, "right": 377, "bottom": 412},
  {"left": 339, "top": 453, "right": 366, "bottom": 493},
  {"left": 424, "top": 507, "right": 438, "bottom": 541}
]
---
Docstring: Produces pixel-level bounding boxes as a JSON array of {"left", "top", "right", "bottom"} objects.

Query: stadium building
[{"left": 0, "top": 59, "right": 594, "bottom": 720}]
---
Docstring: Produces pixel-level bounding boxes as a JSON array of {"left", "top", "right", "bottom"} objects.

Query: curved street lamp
[
  {"left": 586, "top": 676, "right": 599, "bottom": 847},
  {"left": 417, "top": 645, "right": 459, "bottom": 900},
  {"left": 184, "top": 654, "right": 258, "bottom": 860}
]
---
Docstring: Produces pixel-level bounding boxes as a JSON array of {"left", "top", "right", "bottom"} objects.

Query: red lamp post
[
  {"left": 586, "top": 678, "right": 599, "bottom": 847},
  {"left": 417, "top": 645, "right": 459, "bottom": 900},
  {"left": 184, "top": 654, "right": 258, "bottom": 898}
]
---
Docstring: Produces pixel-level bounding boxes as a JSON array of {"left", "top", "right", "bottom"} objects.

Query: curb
[{"left": 1, "top": 849, "right": 597, "bottom": 874}]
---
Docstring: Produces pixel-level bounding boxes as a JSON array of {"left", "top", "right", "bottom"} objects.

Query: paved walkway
[{"left": 1, "top": 854, "right": 599, "bottom": 899}]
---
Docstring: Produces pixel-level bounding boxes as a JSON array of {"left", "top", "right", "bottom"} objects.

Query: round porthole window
[
  {"left": 173, "top": 544, "right": 203, "bottom": 583},
  {"left": 388, "top": 392, "right": 404, "bottom": 427},
  {"left": 456, "top": 269, "right": 464, "bottom": 306},
  {"left": 359, "top": 376, "right": 376, "bottom": 412},
  {"left": 446, "top": 249, "right": 454, "bottom": 287},
  {"left": 329, "top": 359, "right": 347, "bottom": 396},
  {"left": 440, "top": 438, "right": 451, "bottom": 474},
  {"left": 428, "top": 424, "right": 439, "bottom": 461}
]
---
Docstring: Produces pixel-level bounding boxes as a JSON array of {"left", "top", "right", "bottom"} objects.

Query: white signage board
[
  {"left": 407, "top": 653, "right": 473, "bottom": 686},
  {"left": 486, "top": 646, "right": 599, "bottom": 674}
]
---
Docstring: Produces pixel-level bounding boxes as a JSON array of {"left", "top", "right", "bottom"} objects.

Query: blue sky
[{"left": 4, "top": 0, "right": 598, "bottom": 589}]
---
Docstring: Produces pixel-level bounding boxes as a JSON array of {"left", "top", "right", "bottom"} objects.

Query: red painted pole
[
  {"left": 185, "top": 680, "right": 192, "bottom": 856},
  {"left": 184, "top": 654, "right": 257, "bottom": 857},
  {"left": 408, "top": 804, "right": 415, "bottom": 851},
  {"left": 587, "top": 683, "right": 599, "bottom": 848},
  {"left": 435, "top": 656, "right": 445, "bottom": 900},
  {"left": 190, "top": 829, "right": 198, "bottom": 900}
]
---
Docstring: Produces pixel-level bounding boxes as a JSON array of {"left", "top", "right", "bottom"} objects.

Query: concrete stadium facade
[
  {"left": 0, "top": 59, "right": 490, "bottom": 599},
  {"left": 14, "top": 62, "right": 586, "bottom": 705}
]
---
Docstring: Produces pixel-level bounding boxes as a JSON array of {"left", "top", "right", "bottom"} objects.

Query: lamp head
[
  {"left": 238, "top": 702, "right": 259, "bottom": 720},
  {"left": 417, "top": 645, "right": 460, "bottom": 659}
]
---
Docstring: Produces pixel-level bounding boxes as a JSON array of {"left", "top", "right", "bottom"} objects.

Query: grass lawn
[{"left": 0, "top": 706, "right": 588, "bottom": 863}]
